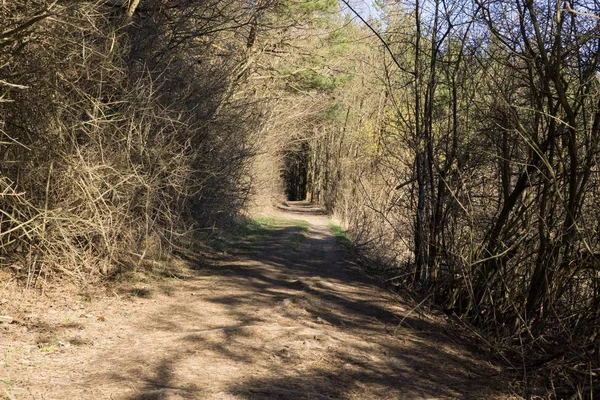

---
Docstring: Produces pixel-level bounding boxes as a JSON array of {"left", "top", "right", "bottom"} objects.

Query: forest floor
[{"left": 0, "top": 202, "right": 518, "bottom": 399}]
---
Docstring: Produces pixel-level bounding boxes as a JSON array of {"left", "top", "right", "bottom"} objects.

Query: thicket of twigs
[
  {"left": 1, "top": 0, "right": 265, "bottom": 283},
  {"left": 272, "top": 1, "right": 600, "bottom": 396}
]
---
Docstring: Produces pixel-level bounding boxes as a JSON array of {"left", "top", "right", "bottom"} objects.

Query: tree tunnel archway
[{"left": 282, "top": 141, "right": 310, "bottom": 201}]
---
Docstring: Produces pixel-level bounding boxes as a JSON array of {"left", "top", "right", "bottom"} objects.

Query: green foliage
[
  {"left": 270, "top": 0, "right": 356, "bottom": 95},
  {"left": 329, "top": 221, "right": 352, "bottom": 248},
  {"left": 326, "top": 28, "right": 352, "bottom": 55},
  {"left": 323, "top": 102, "right": 343, "bottom": 121},
  {"left": 212, "top": 217, "right": 310, "bottom": 252}
]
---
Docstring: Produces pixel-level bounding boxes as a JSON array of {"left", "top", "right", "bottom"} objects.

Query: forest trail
[{"left": 1, "top": 202, "right": 513, "bottom": 400}]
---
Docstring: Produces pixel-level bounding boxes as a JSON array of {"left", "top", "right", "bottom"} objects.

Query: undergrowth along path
[{"left": 0, "top": 202, "right": 514, "bottom": 399}]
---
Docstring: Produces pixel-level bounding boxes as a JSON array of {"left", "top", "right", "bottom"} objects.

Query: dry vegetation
[
  {"left": 2, "top": 0, "right": 600, "bottom": 397},
  {"left": 1, "top": 0, "right": 268, "bottom": 282}
]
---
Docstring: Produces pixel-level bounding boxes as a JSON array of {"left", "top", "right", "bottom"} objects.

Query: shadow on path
[{"left": 96, "top": 203, "right": 510, "bottom": 399}]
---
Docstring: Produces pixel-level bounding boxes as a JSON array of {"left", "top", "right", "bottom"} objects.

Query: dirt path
[{"left": 0, "top": 202, "right": 514, "bottom": 399}]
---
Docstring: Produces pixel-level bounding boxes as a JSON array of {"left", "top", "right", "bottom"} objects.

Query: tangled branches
[{"left": 1, "top": 0, "right": 265, "bottom": 283}]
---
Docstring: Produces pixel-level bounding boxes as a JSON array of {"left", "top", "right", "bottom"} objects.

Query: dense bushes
[{"left": 0, "top": 0, "right": 265, "bottom": 281}]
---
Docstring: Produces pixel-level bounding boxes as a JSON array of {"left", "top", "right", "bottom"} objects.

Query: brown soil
[{"left": 0, "top": 202, "right": 518, "bottom": 399}]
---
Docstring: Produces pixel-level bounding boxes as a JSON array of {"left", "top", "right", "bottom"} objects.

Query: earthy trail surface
[{"left": 1, "top": 202, "right": 514, "bottom": 399}]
